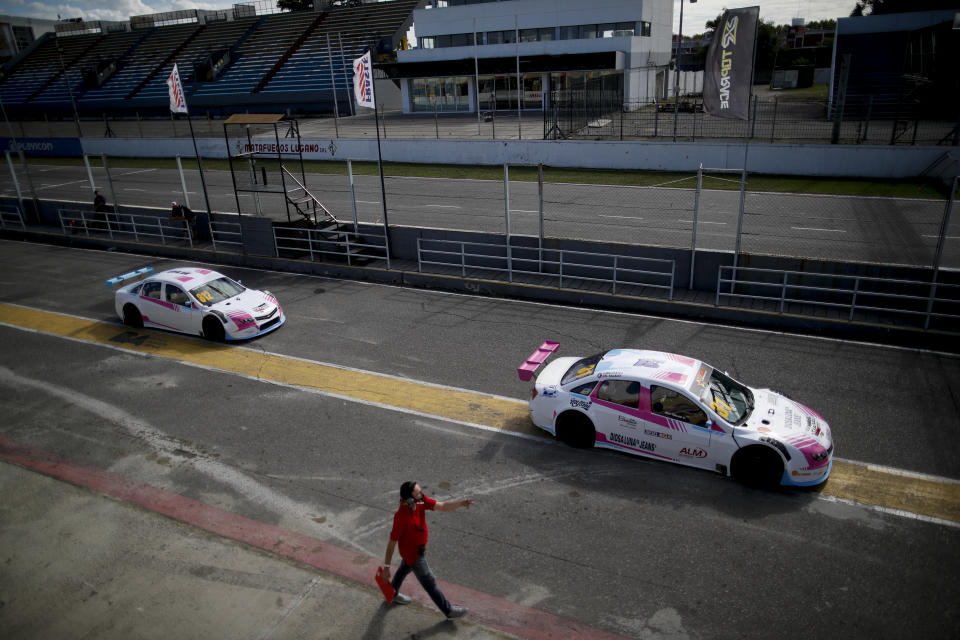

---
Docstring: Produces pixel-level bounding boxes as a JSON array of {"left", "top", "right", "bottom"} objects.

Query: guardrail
[
  {"left": 274, "top": 225, "right": 387, "bottom": 265},
  {"left": 0, "top": 204, "right": 24, "bottom": 229},
  {"left": 59, "top": 208, "right": 194, "bottom": 247},
  {"left": 417, "top": 238, "right": 675, "bottom": 300},
  {"left": 210, "top": 220, "right": 242, "bottom": 251},
  {"left": 716, "top": 265, "right": 960, "bottom": 332}
]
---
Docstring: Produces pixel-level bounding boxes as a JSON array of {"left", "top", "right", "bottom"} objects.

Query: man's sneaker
[
  {"left": 392, "top": 593, "right": 411, "bottom": 605},
  {"left": 446, "top": 605, "right": 468, "bottom": 619}
]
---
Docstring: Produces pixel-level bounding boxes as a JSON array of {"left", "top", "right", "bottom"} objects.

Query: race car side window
[
  {"left": 165, "top": 285, "right": 189, "bottom": 306},
  {"left": 141, "top": 281, "right": 162, "bottom": 299},
  {"left": 596, "top": 380, "right": 640, "bottom": 409},
  {"left": 650, "top": 385, "right": 707, "bottom": 426},
  {"left": 569, "top": 381, "right": 597, "bottom": 396}
]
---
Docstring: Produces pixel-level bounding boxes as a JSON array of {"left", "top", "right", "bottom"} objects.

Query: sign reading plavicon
[{"left": 2, "top": 138, "right": 83, "bottom": 157}]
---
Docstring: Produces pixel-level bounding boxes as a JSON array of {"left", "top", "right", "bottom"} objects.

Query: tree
[
  {"left": 852, "top": 0, "right": 959, "bottom": 15},
  {"left": 276, "top": 0, "right": 314, "bottom": 11}
]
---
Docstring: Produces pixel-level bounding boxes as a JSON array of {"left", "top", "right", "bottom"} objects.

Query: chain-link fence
[
  {"left": 2, "top": 155, "right": 957, "bottom": 271},
  {"left": 545, "top": 93, "right": 960, "bottom": 146}
]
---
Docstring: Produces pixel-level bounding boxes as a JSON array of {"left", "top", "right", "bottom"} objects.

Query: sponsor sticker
[
  {"left": 644, "top": 429, "right": 673, "bottom": 440},
  {"left": 608, "top": 433, "right": 656, "bottom": 452},
  {"left": 570, "top": 398, "right": 592, "bottom": 410}
]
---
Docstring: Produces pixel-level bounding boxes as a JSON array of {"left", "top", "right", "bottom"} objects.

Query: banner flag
[
  {"left": 352, "top": 51, "right": 375, "bottom": 109},
  {"left": 703, "top": 6, "right": 760, "bottom": 120},
  {"left": 167, "top": 63, "right": 188, "bottom": 115}
]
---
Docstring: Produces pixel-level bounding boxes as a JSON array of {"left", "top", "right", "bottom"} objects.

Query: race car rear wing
[
  {"left": 105, "top": 266, "right": 154, "bottom": 291},
  {"left": 517, "top": 341, "right": 559, "bottom": 381}
]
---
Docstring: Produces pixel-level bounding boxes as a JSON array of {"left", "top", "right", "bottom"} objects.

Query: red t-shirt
[{"left": 390, "top": 494, "right": 437, "bottom": 565}]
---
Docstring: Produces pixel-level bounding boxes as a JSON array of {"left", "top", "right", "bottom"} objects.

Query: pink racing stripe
[{"left": 0, "top": 436, "right": 628, "bottom": 640}]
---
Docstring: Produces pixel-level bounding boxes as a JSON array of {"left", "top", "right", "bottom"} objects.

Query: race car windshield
[
  {"left": 702, "top": 369, "right": 754, "bottom": 425},
  {"left": 189, "top": 277, "right": 246, "bottom": 306},
  {"left": 561, "top": 354, "right": 604, "bottom": 385}
]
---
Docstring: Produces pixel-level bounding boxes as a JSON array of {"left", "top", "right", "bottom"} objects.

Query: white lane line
[
  {"left": 116, "top": 169, "right": 157, "bottom": 177},
  {"left": 424, "top": 204, "right": 461, "bottom": 209},
  {"left": 509, "top": 209, "right": 538, "bottom": 214},
  {"left": 922, "top": 234, "right": 960, "bottom": 239},
  {"left": 356, "top": 200, "right": 380, "bottom": 204},
  {"left": 791, "top": 226, "right": 847, "bottom": 233},
  {"left": 679, "top": 220, "right": 727, "bottom": 225},
  {"left": 123, "top": 188, "right": 148, "bottom": 192},
  {"left": 599, "top": 215, "right": 642, "bottom": 220},
  {"left": 38, "top": 179, "right": 89, "bottom": 189},
  {"left": 817, "top": 494, "right": 960, "bottom": 530}
]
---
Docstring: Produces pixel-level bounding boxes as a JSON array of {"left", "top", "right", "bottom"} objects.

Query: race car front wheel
[
  {"left": 556, "top": 411, "right": 596, "bottom": 449},
  {"left": 122, "top": 304, "right": 143, "bottom": 329},
  {"left": 203, "top": 316, "right": 225, "bottom": 342},
  {"left": 732, "top": 446, "right": 784, "bottom": 489}
]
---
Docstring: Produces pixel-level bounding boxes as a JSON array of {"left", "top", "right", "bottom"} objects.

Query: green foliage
[
  {"left": 276, "top": 0, "right": 314, "bottom": 11},
  {"left": 852, "top": 0, "right": 960, "bottom": 15}
]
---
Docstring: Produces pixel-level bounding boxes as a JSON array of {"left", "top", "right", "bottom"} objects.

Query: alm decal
[{"left": 679, "top": 447, "right": 708, "bottom": 459}]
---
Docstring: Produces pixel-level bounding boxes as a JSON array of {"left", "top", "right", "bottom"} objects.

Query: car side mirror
[
  {"left": 184, "top": 300, "right": 193, "bottom": 308},
  {"left": 705, "top": 419, "right": 714, "bottom": 429}
]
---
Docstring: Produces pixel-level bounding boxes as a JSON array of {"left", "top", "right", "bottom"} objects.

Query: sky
[{"left": 1, "top": 0, "right": 861, "bottom": 34}]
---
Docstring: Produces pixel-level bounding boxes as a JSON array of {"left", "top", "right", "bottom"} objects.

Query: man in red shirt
[{"left": 382, "top": 481, "right": 474, "bottom": 619}]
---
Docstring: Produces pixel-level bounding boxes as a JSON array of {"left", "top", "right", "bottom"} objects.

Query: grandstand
[{"left": 0, "top": 0, "right": 421, "bottom": 118}]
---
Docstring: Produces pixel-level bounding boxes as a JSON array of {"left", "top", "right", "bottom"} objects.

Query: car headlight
[{"left": 811, "top": 449, "right": 829, "bottom": 462}]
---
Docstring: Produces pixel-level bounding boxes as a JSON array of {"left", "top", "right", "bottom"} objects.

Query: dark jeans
[{"left": 391, "top": 552, "right": 450, "bottom": 615}]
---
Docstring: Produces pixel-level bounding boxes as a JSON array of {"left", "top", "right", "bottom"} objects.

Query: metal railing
[
  {"left": 273, "top": 225, "right": 387, "bottom": 265},
  {"left": 417, "top": 238, "right": 675, "bottom": 300},
  {"left": 0, "top": 204, "right": 25, "bottom": 229},
  {"left": 58, "top": 209, "right": 193, "bottom": 247},
  {"left": 210, "top": 220, "right": 242, "bottom": 251},
  {"left": 716, "top": 265, "right": 960, "bottom": 332}
]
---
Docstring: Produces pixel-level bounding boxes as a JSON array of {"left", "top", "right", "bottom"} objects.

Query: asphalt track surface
[
  {"left": 3, "top": 163, "right": 957, "bottom": 268},
  {"left": 1, "top": 240, "right": 959, "bottom": 639}
]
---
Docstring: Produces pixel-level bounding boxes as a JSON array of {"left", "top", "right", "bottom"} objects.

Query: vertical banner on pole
[
  {"left": 168, "top": 62, "right": 213, "bottom": 226},
  {"left": 353, "top": 50, "right": 391, "bottom": 268},
  {"left": 352, "top": 51, "right": 375, "bottom": 109},
  {"left": 167, "top": 64, "right": 189, "bottom": 115},
  {"left": 702, "top": 6, "right": 759, "bottom": 121}
]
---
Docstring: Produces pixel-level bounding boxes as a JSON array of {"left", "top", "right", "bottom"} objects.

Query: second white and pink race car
[
  {"left": 108, "top": 266, "right": 285, "bottom": 341},
  {"left": 519, "top": 342, "right": 834, "bottom": 488}
]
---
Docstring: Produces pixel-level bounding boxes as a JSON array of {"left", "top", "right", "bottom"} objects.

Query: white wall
[{"left": 79, "top": 135, "right": 949, "bottom": 179}]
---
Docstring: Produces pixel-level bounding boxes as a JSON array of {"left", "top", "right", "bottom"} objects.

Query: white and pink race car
[
  {"left": 108, "top": 266, "right": 285, "bottom": 341},
  {"left": 519, "top": 342, "right": 834, "bottom": 488}
]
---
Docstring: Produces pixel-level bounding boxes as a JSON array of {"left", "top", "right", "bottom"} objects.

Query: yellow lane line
[
  {"left": 2, "top": 302, "right": 959, "bottom": 526},
  {"left": 822, "top": 460, "right": 960, "bottom": 526},
  {"left": 0, "top": 303, "right": 537, "bottom": 435}
]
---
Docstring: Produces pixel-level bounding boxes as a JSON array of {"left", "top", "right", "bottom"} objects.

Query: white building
[
  {"left": 0, "top": 15, "right": 58, "bottom": 65},
  {"left": 393, "top": 0, "right": 675, "bottom": 114}
]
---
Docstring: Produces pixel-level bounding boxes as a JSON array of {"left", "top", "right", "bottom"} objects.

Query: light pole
[{"left": 672, "top": 0, "right": 696, "bottom": 142}]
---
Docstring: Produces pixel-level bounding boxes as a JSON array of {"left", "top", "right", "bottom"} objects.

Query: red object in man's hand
[{"left": 375, "top": 566, "right": 395, "bottom": 604}]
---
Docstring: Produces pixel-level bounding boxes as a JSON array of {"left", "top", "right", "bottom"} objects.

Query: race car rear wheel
[
  {"left": 202, "top": 316, "right": 225, "bottom": 342},
  {"left": 732, "top": 446, "right": 784, "bottom": 489},
  {"left": 556, "top": 411, "right": 596, "bottom": 449},
  {"left": 122, "top": 304, "right": 143, "bottom": 329}
]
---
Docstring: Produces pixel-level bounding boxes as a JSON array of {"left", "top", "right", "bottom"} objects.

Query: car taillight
[{"left": 530, "top": 387, "right": 538, "bottom": 400}]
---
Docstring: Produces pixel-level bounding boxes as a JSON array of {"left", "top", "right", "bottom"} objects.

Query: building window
[
  {"left": 581, "top": 24, "right": 598, "bottom": 39},
  {"left": 411, "top": 76, "right": 471, "bottom": 112},
  {"left": 539, "top": 27, "right": 555, "bottom": 41},
  {"left": 615, "top": 22, "right": 635, "bottom": 37},
  {"left": 641, "top": 21, "right": 651, "bottom": 37},
  {"left": 559, "top": 25, "right": 578, "bottom": 40},
  {"left": 519, "top": 28, "right": 538, "bottom": 43},
  {"left": 12, "top": 26, "right": 34, "bottom": 52},
  {"left": 450, "top": 33, "right": 474, "bottom": 47},
  {"left": 599, "top": 23, "right": 617, "bottom": 38},
  {"left": 420, "top": 36, "right": 435, "bottom": 48}
]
